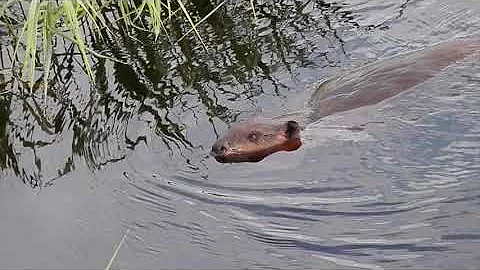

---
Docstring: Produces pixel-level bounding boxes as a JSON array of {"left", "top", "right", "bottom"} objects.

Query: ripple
[
  {"left": 312, "top": 253, "right": 384, "bottom": 270},
  {"left": 93, "top": 2, "right": 480, "bottom": 269}
]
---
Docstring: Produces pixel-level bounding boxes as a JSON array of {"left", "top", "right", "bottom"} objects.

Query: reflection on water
[
  {"left": 1, "top": 0, "right": 480, "bottom": 269},
  {"left": 0, "top": 0, "right": 358, "bottom": 186}
]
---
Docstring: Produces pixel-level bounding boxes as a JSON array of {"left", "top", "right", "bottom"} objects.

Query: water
[{"left": 1, "top": 0, "right": 480, "bottom": 269}]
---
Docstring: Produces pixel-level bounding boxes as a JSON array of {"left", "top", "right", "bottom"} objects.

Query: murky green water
[{"left": 1, "top": 1, "right": 480, "bottom": 269}]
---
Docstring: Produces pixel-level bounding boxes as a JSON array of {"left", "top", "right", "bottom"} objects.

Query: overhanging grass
[{"left": 1, "top": 0, "right": 241, "bottom": 97}]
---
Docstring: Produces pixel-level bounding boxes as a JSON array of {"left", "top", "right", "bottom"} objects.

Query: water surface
[{"left": 1, "top": 0, "right": 480, "bottom": 269}]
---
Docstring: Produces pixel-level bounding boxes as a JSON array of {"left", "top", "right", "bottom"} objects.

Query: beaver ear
[{"left": 285, "top": 121, "right": 300, "bottom": 138}]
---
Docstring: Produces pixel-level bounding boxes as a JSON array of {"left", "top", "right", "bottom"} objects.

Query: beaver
[{"left": 211, "top": 38, "right": 480, "bottom": 163}]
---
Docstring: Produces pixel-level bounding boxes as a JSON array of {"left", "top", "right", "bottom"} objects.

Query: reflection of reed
[
  {"left": 0, "top": 0, "right": 410, "bottom": 186},
  {"left": 0, "top": 95, "right": 19, "bottom": 176}
]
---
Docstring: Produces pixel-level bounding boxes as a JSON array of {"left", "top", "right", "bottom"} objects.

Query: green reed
[{"left": 0, "top": 0, "right": 235, "bottom": 97}]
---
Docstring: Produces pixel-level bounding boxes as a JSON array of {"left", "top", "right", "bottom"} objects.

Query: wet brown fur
[
  {"left": 212, "top": 39, "right": 480, "bottom": 163},
  {"left": 211, "top": 120, "right": 301, "bottom": 163}
]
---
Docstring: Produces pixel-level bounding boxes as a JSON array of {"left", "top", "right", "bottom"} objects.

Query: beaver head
[{"left": 211, "top": 120, "right": 302, "bottom": 163}]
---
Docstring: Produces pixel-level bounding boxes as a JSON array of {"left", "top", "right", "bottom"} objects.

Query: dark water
[{"left": 1, "top": 1, "right": 480, "bottom": 269}]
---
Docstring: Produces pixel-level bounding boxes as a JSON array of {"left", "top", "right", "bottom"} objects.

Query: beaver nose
[{"left": 210, "top": 143, "right": 228, "bottom": 156}]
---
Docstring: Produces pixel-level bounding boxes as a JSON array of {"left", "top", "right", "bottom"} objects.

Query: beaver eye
[{"left": 248, "top": 131, "right": 259, "bottom": 141}]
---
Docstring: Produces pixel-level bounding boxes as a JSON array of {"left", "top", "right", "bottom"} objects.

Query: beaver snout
[
  {"left": 210, "top": 119, "right": 304, "bottom": 163},
  {"left": 210, "top": 142, "right": 231, "bottom": 163},
  {"left": 210, "top": 141, "right": 228, "bottom": 157}
]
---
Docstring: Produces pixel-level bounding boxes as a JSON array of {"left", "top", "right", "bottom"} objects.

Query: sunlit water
[{"left": 1, "top": 1, "right": 480, "bottom": 269}]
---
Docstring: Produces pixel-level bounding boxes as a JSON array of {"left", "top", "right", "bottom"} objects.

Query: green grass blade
[
  {"left": 63, "top": 0, "right": 94, "bottom": 82},
  {"left": 166, "top": 0, "right": 172, "bottom": 21},
  {"left": 105, "top": 229, "right": 129, "bottom": 270},
  {"left": 176, "top": 0, "right": 208, "bottom": 51},
  {"left": 144, "top": 0, "right": 169, "bottom": 39},
  {"left": 23, "top": 0, "right": 41, "bottom": 92},
  {"left": 146, "top": 0, "right": 160, "bottom": 37},
  {"left": 178, "top": 0, "right": 225, "bottom": 43},
  {"left": 133, "top": 0, "right": 146, "bottom": 21},
  {"left": 49, "top": 28, "right": 128, "bottom": 65},
  {"left": 118, "top": 0, "right": 132, "bottom": 30},
  {"left": 155, "top": 0, "right": 170, "bottom": 40},
  {"left": 77, "top": 0, "right": 107, "bottom": 36},
  {"left": 250, "top": 0, "right": 257, "bottom": 23},
  {"left": 42, "top": 2, "right": 55, "bottom": 99}
]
